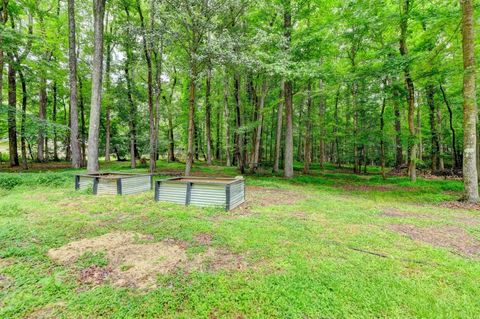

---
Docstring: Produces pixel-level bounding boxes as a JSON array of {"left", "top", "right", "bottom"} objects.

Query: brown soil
[
  {"left": 193, "top": 233, "right": 213, "bottom": 245},
  {"left": 185, "top": 247, "right": 247, "bottom": 272},
  {"left": 381, "top": 208, "right": 432, "bottom": 219},
  {"left": 48, "top": 231, "right": 247, "bottom": 289},
  {"left": 48, "top": 232, "right": 187, "bottom": 289},
  {"left": 389, "top": 224, "right": 480, "bottom": 257},
  {"left": 244, "top": 186, "right": 308, "bottom": 206},
  {"left": 0, "top": 274, "right": 13, "bottom": 290},
  {"left": 78, "top": 265, "right": 112, "bottom": 285},
  {"left": 382, "top": 207, "right": 480, "bottom": 225},
  {"left": 439, "top": 201, "right": 480, "bottom": 211}
]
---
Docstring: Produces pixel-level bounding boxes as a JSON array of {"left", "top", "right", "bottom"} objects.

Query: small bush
[{"left": 0, "top": 175, "right": 23, "bottom": 190}]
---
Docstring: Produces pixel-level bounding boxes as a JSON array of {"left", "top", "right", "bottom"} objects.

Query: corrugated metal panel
[
  {"left": 97, "top": 179, "right": 117, "bottom": 195},
  {"left": 190, "top": 184, "right": 226, "bottom": 207},
  {"left": 121, "top": 176, "right": 151, "bottom": 195},
  {"left": 229, "top": 181, "right": 245, "bottom": 209},
  {"left": 157, "top": 182, "right": 187, "bottom": 204},
  {"left": 78, "top": 176, "right": 94, "bottom": 190}
]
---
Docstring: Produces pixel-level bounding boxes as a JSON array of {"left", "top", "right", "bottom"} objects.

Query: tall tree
[
  {"left": 283, "top": 0, "right": 294, "bottom": 178},
  {"left": 399, "top": 0, "right": 416, "bottom": 181},
  {"left": 86, "top": 0, "right": 107, "bottom": 173},
  {"left": 68, "top": 0, "right": 81, "bottom": 168},
  {"left": 460, "top": 0, "right": 478, "bottom": 202}
]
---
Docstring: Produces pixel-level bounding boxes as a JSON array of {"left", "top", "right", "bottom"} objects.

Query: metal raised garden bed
[
  {"left": 75, "top": 172, "right": 152, "bottom": 195},
  {"left": 155, "top": 176, "right": 245, "bottom": 210}
]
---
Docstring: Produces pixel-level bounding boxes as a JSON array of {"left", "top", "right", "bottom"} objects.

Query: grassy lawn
[{"left": 0, "top": 161, "right": 479, "bottom": 318}]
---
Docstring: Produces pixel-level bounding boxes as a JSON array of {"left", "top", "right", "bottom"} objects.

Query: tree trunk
[
  {"left": 400, "top": 0, "right": 416, "bottom": 181},
  {"left": 437, "top": 106, "right": 445, "bottom": 170},
  {"left": 393, "top": 85, "right": 403, "bottom": 168},
  {"left": 303, "top": 81, "right": 313, "bottom": 174},
  {"left": 460, "top": 0, "right": 479, "bottom": 202},
  {"left": 380, "top": 80, "right": 387, "bottom": 179},
  {"left": 7, "top": 58, "right": 19, "bottom": 167},
  {"left": 86, "top": 0, "right": 107, "bottom": 173},
  {"left": 252, "top": 80, "right": 267, "bottom": 173},
  {"left": 104, "top": 20, "right": 112, "bottom": 163},
  {"left": 334, "top": 87, "right": 340, "bottom": 167},
  {"left": 135, "top": 0, "right": 155, "bottom": 172},
  {"left": 37, "top": 76, "right": 47, "bottom": 162},
  {"left": 19, "top": 69, "right": 28, "bottom": 169},
  {"left": 234, "top": 72, "right": 245, "bottom": 174},
  {"left": 166, "top": 74, "right": 176, "bottom": 162},
  {"left": 223, "top": 73, "right": 231, "bottom": 166},
  {"left": 273, "top": 81, "right": 284, "bottom": 173},
  {"left": 79, "top": 76, "right": 87, "bottom": 166},
  {"left": 185, "top": 65, "right": 197, "bottom": 176},
  {"left": 205, "top": 66, "right": 213, "bottom": 165},
  {"left": 68, "top": 0, "right": 82, "bottom": 168},
  {"left": 53, "top": 82, "right": 59, "bottom": 161},
  {"left": 440, "top": 84, "right": 459, "bottom": 169},
  {"left": 426, "top": 84, "right": 439, "bottom": 171},
  {"left": 283, "top": 0, "right": 293, "bottom": 178},
  {"left": 318, "top": 80, "right": 326, "bottom": 168}
]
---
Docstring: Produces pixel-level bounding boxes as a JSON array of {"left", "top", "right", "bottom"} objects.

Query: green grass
[{"left": 0, "top": 161, "right": 479, "bottom": 318}]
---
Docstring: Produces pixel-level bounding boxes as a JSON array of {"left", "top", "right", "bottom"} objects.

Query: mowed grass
[{"left": 0, "top": 161, "right": 479, "bottom": 318}]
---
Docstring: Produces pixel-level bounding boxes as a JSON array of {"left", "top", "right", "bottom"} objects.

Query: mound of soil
[
  {"left": 48, "top": 231, "right": 247, "bottom": 289},
  {"left": 389, "top": 224, "right": 480, "bottom": 257}
]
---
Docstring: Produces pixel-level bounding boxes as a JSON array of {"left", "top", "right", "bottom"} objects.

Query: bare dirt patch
[
  {"left": 78, "top": 265, "right": 112, "bottom": 285},
  {"left": 439, "top": 201, "right": 480, "bottom": 211},
  {"left": 186, "top": 247, "right": 247, "bottom": 272},
  {"left": 381, "top": 208, "right": 432, "bottom": 219},
  {"left": 389, "top": 224, "right": 480, "bottom": 257},
  {"left": 48, "top": 231, "right": 248, "bottom": 289},
  {"left": 48, "top": 232, "right": 187, "bottom": 289},
  {"left": 244, "top": 186, "right": 308, "bottom": 207},
  {"left": 193, "top": 233, "right": 213, "bottom": 245},
  {"left": 0, "top": 274, "right": 13, "bottom": 290}
]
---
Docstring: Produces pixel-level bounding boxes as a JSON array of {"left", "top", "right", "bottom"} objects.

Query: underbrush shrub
[{"left": 0, "top": 175, "right": 22, "bottom": 190}]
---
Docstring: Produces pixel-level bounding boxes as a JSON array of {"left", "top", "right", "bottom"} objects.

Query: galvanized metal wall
[
  {"left": 190, "top": 184, "right": 226, "bottom": 207},
  {"left": 156, "top": 182, "right": 188, "bottom": 204},
  {"left": 229, "top": 181, "right": 245, "bottom": 210},
  {"left": 96, "top": 179, "right": 118, "bottom": 195},
  {"left": 78, "top": 176, "right": 94, "bottom": 190},
  {"left": 121, "top": 176, "right": 151, "bottom": 195}
]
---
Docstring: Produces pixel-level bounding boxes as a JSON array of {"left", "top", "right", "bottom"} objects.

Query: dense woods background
[{"left": 1, "top": 0, "right": 479, "bottom": 198}]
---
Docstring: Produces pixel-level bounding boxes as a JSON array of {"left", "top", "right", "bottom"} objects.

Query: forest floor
[{"left": 0, "top": 161, "right": 479, "bottom": 318}]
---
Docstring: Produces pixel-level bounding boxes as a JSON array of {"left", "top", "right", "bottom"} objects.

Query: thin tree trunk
[
  {"left": 7, "top": 58, "right": 19, "bottom": 167},
  {"left": 334, "top": 87, "right": 340, "bottom": 167},
  {"left": 303, "top": 81, "right": 313, "bottom": 174},
  {"left": 19, "top": 69, "right": 28, "bottom": 169},
  {"left": 393, "top": 85, "right": 403, "bottom": 168},
  {"left": 400, "top": 0, "right": 417, "bottom": 181},
  {"left": 79, "top": 76, "right": 86, "bottom": 165},
  {"left": 37, "top": 76, "right": 47, "bottom": 162},
  {"left": 53, "top": 82, "right": 59, "bottom": 161},
  {"left": 68, "top": 0, "right": 81, "bottom": 168},
  {"left": 380, "top": 80, "right": 387, "bottom": 179},
  {"left": 185, "top": 64, "right": 197, "bottom": 176},
  {"left": 273, "top": 81, "right": 284, "bottom": 173},
  {"left": 223, "top": 73, "right": 231, "bottom": 166},
  {"left": 86, "top": 0, "right": 107, "bottom": 173},
  {"left": 460, "top": 0, "right": 479, "bottom": 202},
  {"left": 205, "top": 66, "right": 213, "bottom": 165},
  {"left": 426, "top": 84, "right": 439, "bottom": 171},
  {"left": 318, "top": 80, "right": 326, "bottom": 168},
  {"left": 440, "top": 84, "right": 459, "bottom": 169},
  {"left": 234, "top": 72, "right": 245, "bottom": 174},
  {"left": 437, "top": 106, "right": 445, "bottom": 170},
  {"left": 166, "top": 74, "right": 176, "bottom": 162},
  {"left": 252, "top": 80, "right": 267, "bottom": 173}
]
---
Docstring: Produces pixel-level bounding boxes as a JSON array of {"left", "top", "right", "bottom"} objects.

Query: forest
[{"left": 1, "top": 0, "right": 479, "bottom": 198}]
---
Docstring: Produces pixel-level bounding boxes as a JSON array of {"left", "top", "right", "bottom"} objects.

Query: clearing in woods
[{"left": 0, "top": 161, "right": 479, "bottom": 318}]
